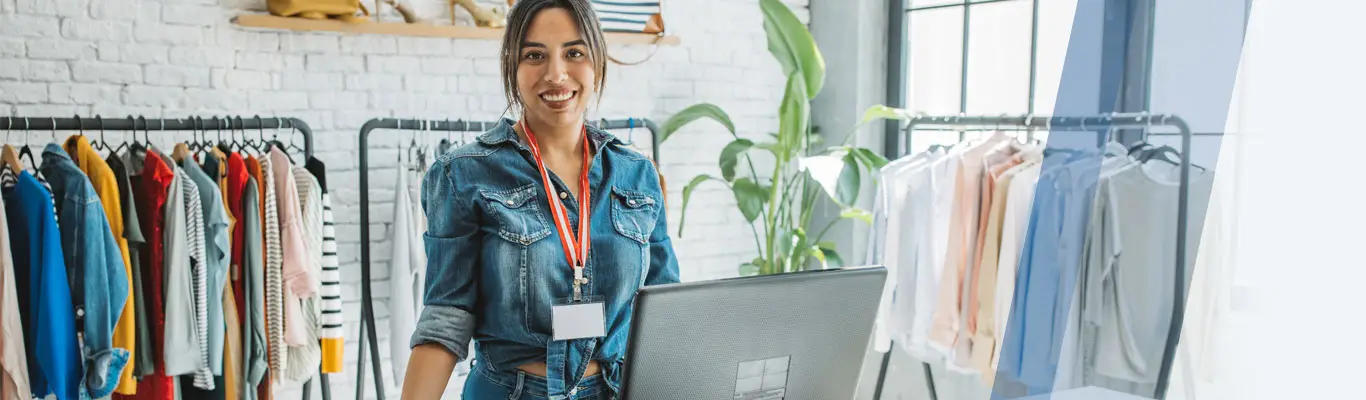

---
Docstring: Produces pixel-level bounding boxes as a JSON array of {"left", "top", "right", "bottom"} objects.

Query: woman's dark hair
[{"left": 500, "top": 0, "right": 608, "bottom": 112}]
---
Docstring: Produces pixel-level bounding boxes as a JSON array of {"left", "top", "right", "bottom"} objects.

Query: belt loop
[{"left": 509, "top": 370, "right": 526, "bottom": 400}]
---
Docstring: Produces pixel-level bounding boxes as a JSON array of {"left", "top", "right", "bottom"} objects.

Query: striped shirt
[
  {"left": 182, "top": 168, "right": 214, "bottom": 390},
  {"left": 284, "top": 167, "right": 323, "bottom": 382},
  {"left": 305, "top": 157, "right": 344, "bottom": 373},
  {"left": 259, "top": 156, "right": 286, "bottom": 380}
]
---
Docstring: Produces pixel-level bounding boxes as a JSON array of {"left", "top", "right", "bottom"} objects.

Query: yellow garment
[
  {"left": 62, "top": 135, "right": 136, "bottom": 394},
  {"left": 224, "top": 286, "right": 241, "bottom": 400},
  {"left": 212, "top": 147, "right": 240, "bottom": 400}
]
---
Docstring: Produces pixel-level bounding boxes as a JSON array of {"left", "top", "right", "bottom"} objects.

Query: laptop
[{"left": 621, "top": 266, "right": 887, "bottom": 400}]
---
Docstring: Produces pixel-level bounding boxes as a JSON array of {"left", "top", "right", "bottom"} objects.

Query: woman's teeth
[{"left": 541, "top": 91, "right": 574, "bottom": 102}]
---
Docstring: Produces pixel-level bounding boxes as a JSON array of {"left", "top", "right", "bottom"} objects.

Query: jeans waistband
[{"left": 474, "top": 361, "right": 609, "bottom": 399}]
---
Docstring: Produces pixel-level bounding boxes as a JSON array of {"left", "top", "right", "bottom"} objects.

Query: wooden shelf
[{"left": 232, "top": 14, "right": 681, "bottom": 46}]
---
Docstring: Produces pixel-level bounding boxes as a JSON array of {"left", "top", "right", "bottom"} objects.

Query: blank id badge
[{"left": 552, "top": 295, "right": 607, "bottom": 341}]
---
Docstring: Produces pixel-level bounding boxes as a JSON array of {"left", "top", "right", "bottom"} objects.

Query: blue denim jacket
[
  {"left": 40, "top": 144, "right": 132, "bottom": 399},
  {"left": 410, "top": 119, "right": 680, "bottom": 399}
]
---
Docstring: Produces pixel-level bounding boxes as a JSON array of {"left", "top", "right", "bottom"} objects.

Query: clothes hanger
[
  {"left": 438, "top": 118, "right": 452, "bottom": 156},
  {"left": 2, "top": 117, "right": 23, "bottom": 174},
  {"left": 16, "top": 118, "right": 48, "bottom": 174},
  {"left": 172, "top": 117, "right": 193, "bottom": 163},
  {"left": 91, "top": 115, "right": 112, "bottom": 153}
]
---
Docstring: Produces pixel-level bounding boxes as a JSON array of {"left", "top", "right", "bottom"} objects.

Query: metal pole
[{"left": 1154, "top": 116, "right": 1192, "bottom": 399}]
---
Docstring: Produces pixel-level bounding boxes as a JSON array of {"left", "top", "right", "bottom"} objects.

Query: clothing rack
[
  {"left": 0, "top": 115, "right": 329, "bottom": 400},
  {"left": 353, "top": 117, "right": 660, "bottom": 400},
  {"left": 872, "top": 112, "right": 1195, "bottom": 400}
]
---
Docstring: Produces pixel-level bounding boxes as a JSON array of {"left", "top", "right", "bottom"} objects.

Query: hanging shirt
[
  {"left": 991, "top": 161, "right": 1041, "bottom": 373},
  {"left": 306, "top": 157, "right": 344, "bottom": 374},
  {"left": 283, "top": 167, "right": 322, "bottom": 383},
  {"left": 1088, "top": 164, "right": 1214, "bottom": 391},
  {"left": 181, "top": 157, "right": 229, "bottom": 399},
  {"left": 4, "top": 170, "right": 79, "bottom": 400},
  {"left": 240, "top": 175, "right": 267, "bottom": 400},
  {"left": 40, "top": 144, "right": 132, "bottom": 399},
  {"left": 269, "top": 149, "right": 316, "bottom": 349},
  {"left": 226, "top": 153, "right": 248, "bottom": 329},
  {"left": 185, "top": 159, "right": 230, "bottom": 377},
  {"left": 163, "top": 164, "right": 211, "bottom": 389},
  {"left": 61, "top": 136, "right": 139, "bottom": 396},
  {"left": 120, "top": 148, "right": 175, "bottom": 400},
  {"left": 107, "top": 152, "right": 153, "bottom": 381},
  {"left": 866, "top": 151, "right": 936, "bottom": 354},
  {"left": 389, "top": 164, "right": 426, "bottom": 383},
  {"left": 928, "top": 136, "right": 1013, "bottom": 361},
  {"left": 257, "top": 155, "right": 285, "bottom": 382},
  {"left": 969, "top": 157, "right": 1033, "bottom": 382},
  {"left": 906, "top": 149, "right": 960, "bottom": 360},
  {"left": 0, "top": 191, "right": 31, "bottom": 400},
  {"left": 207, "top": 149, "right": 240, "bottom": 400}
]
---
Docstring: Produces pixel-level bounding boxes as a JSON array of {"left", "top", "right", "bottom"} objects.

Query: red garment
[
  {"left": 227, "top": 152, "right": 248, "bottom": 324},
  {"left": 117, "top": 149, "right": 175, "bottom": 400}
]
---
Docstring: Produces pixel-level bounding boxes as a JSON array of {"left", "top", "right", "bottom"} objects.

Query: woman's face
[{"left": 517, "top": 7, "right": 597, "bottom": 128}]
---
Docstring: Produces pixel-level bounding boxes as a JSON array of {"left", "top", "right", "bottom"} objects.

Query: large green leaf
[
  {"left": 851, "top": 147, "right": 889, "bottom": 171},
  {"left": 777, "top": 74, "right": 810, "bottom": 155},
  {"left": 817, "top": 241, "right": 844, "bottom": 269},
  {"left": 860, "top": 104, "right": 911, "bottom": 124},
  {"left": 776, "top": 228, "right": 807, "bottom": 273},
  {"left": 839, "top": 207, "right": 874, "bottom": 225},
  {"left": 661, "top": 103, "right": 735, "bottom": 143},
  {"left": 808, "top": 246, "right": 828, "bottom": 269},
  {"left": 678, "top": 174, "right": 719, "bottom": 237},
  {"left": 799, "top": 154, "right": 842, "bottom": 202},
  {"left": 760, "top": 0, "right": 824, "bottom": 99},
  {"left": 718, "top": 138, "right": 754, "bottom": 182},
  {"left": 836, "top": 152, "right": 861, "bottom": 205},
  {"left": 731, "top": 178, "right": 767, "bottom": 223},
  {"left": 739, "top": 258, "right": 764, "bottom": 276}
]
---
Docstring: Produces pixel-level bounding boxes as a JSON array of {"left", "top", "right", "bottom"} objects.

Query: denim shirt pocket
[
  {"left": 478, "top": 183, "right": 552, "bottom": 246},
  {"left": 609, "top": 187, "right": 658, "bottom": 244}
]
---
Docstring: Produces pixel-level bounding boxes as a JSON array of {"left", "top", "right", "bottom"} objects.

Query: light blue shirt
[{"left": 182, "top": 159, "right": 231, "bottom": 375}]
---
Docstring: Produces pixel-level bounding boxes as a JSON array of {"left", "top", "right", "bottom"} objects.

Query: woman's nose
[{"left": 543, "top": 57, "right": 568, "bottom": 84}]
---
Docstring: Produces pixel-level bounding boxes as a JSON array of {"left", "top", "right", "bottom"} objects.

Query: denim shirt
[
  {"left": 410, "top": 119, "right": 680, "bottom": 398},
  {"left": 39, "top": 144, "right": 131, "bottom": 399}
]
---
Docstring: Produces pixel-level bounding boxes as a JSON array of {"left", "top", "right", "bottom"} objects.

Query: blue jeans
[{"left": 463, "top": 363, "right": 613, "bottom": 400}]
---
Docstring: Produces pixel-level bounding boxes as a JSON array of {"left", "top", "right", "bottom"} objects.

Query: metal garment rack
[
  {"left": 353, "top": 117, "right": 660, "bottom": 400},
  {"left": 0, "top": 115, "right": 330, "bottom": 400},
  {"left": 871, "top": 113, "right": 1196, "bottom": 400}
]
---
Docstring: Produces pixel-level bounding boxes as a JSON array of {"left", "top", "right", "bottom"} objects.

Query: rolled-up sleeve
[{"left": 409, "top": 158, "right": 480, "bottom": 361}]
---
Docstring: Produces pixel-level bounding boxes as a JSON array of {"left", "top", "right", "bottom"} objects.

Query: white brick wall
[{"left": 0, "top": 0, "right": 809, "bottom": 398}]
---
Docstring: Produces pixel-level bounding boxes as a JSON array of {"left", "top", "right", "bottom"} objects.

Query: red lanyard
[{"left": 520, "top": 120, "right": 594, "bottom": 297}]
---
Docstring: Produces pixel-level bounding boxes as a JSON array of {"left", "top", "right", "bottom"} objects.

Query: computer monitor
[{"left": 621, "top": 266, "right": 887, "bottom": 400}]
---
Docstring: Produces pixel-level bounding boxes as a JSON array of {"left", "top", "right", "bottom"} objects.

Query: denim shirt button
[
  {"left": 627, "top": 199, "right": 636, "bottom": 206},
  {"left": 559, "top": 191, "right": 568, "bottom": 199},
  {"left": 76, "top": 308, "right": 85, "bottom": 317},
  {"left": 506, "top": 200, "right": 515, "bottom": 206}
]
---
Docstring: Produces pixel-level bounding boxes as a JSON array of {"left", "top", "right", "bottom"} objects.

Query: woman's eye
[
  {"left": 567, "top": 49, "right": 586, "bottom": 59},
  {"left": 523, "top": 52, "right": 544, "bottom": 61}
]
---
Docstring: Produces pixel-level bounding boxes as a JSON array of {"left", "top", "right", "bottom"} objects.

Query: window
[{"left": 894, "top": 0, "right": 1082, "bottom": 156}]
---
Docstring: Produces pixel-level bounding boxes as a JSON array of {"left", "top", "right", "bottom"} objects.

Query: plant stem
[
  {"left": 814, "top": 216, "right": 840, "bottom": 244},
  {"left": 763, "top": 155, "right": 785, "bottom": 274}
]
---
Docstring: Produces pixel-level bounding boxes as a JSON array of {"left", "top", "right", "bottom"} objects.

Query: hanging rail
[
  {"left": 873, "top": 112, "right": 1195, "bottom": 400},
  {"left": 0, "top": 114, "right": 328, "bottom": 400},
  {"left": 352, "top": 117, "right": 660, "bottom": 400},
  {"left": 1, "top": 115, "right": 314, "bottom": 158}
]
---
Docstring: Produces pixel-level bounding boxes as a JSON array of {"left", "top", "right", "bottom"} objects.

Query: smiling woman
[{"left": 398, "top": 1, "right": 680, "bottom": 399}]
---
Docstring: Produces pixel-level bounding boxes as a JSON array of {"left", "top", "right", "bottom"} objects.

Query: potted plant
[{"left": 660, "top": 0, "right": 906, "bottom": 276}]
